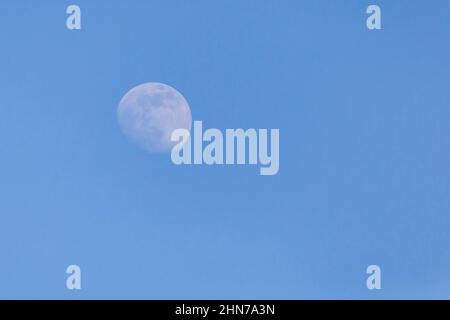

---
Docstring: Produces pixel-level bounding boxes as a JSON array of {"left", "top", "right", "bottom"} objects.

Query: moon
[{"left": 117, "top": 82, "right": 192, "bottom": 153}]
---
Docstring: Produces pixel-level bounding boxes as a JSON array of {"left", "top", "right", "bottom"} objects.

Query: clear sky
[{"left": 0, "top": 0, "right": 449, "bottom": 299}]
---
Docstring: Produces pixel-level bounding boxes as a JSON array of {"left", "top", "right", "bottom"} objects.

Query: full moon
[{"left": 117, "top": 82, "right": 192, "bottom": 153}]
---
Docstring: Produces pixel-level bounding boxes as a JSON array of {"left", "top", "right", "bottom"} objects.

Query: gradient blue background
[{"left": 0, "top": 0, "right": 449, "bottom": 299}]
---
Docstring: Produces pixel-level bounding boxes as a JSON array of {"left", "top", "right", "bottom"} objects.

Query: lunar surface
[{"left": 117, "top": 83, "right": 192, "bottom": 153}]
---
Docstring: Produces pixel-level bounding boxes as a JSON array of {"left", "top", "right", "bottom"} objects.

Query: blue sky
[{"left": 0, "top": 0, "right": 449, "bottom": 299}]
